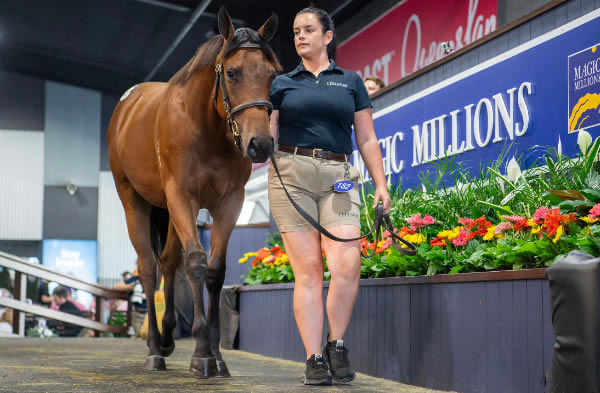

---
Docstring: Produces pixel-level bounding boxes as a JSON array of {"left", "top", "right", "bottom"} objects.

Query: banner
[
  {"left": 351, "top": 10, "right": 600, "bottom": 187},
  {"left": 337, "top": 0, "right": 498, "bottom": 85}
]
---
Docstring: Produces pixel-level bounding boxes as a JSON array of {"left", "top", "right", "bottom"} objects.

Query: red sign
[{"left": 337, "top": 0, "right": 498, "bottom": 86}]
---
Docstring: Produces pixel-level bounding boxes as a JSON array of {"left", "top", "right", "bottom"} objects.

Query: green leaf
[
  {"left": 582, "top": 137, "right": 600, "bottom": 178},
  {"left": 449, "top": 265, "right": 463, "bottom": 274},
  {"left": 580, "top": 189, "right": 600, "bottom": 202},
  {"left": 548, "top": 190, "right": 587, "bottom": 201},
  {"left": 542, "top": 192, "right": 564, "bottom": 205},
  {"left": 406, "top": 270, "right": 420, "bottom": 276},
  {"left": 558, "top": 200, "right": 594, "bottom": 212},
  {"left": 476, "top": 200, "right": 518, "bottom": 216}
]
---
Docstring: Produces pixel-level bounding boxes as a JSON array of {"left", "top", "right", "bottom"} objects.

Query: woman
[{"left": 268, "top": 7, "right": 391, "bottom": 386}]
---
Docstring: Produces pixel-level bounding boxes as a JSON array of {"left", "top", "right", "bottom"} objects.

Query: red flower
[
  {"left": 513, "top": 219, "right": 529, "bottom": 232},
  {"left": 468, "top": 216, "right": 493, "bottom": 236},
  {"left": 430, "top": 236, "right": 447, "bottom": 247},
  {"left": 542, "top": 208, "right": 561, "bottom": 237},
  {"left": 451, "top": 228, "right": 474, "bottom": 246}
]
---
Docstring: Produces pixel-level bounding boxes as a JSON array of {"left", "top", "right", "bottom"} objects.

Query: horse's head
[{"left": 215, "top": 8, "right": 281, "bottom": 163}]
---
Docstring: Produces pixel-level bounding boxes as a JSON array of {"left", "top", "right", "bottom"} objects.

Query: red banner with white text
[{"left": 337, "top": 0, "right": 498, "bottom": 86}]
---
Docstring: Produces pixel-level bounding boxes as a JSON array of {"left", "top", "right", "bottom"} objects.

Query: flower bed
[{"left": 240, "top": 135, "right": 600, "bottom": 285}]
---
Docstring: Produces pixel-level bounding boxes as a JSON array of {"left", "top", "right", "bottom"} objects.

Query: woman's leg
[
  {"left": 282, "top": 229, "right": 325, "bottom": 359},
  {"left": 320, "top": 225, "right": 362, "bottom": 340}
]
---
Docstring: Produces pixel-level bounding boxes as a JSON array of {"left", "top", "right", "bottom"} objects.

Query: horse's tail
[{"left": 149, "top": 206, "right": 170, "bottom": 260}]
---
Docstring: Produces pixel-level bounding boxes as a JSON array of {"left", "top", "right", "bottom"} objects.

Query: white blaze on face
[{"left": 120, "top": 85, "right": 139, "bottom": 101}]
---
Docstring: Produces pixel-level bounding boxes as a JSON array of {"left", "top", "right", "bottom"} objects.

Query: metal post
[
  {"left": 12, "top": 272, "right": 27, "bottom": 336},
  {"left": 94, "top": 295, "right": 103, "bottom": 337}
]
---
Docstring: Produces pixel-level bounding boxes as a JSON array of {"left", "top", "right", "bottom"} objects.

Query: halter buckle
[
  {"left": 231, "top": 120, "right": 240, "bottom": 136},
  {"left": 215, "top": 63, "right": 222, "bottom": 73},
  {"left": 312, "top": 148, "right": 322, "bottom": 159}
]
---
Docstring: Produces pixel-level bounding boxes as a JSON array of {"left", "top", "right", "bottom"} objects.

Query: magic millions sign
[{"left": 353, "top": 10, "right": 600, "bottom": 186}]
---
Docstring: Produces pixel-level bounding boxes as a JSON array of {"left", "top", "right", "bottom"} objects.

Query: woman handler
[{"left": 268, "top": 7, "right": 391, "bottom": 386}]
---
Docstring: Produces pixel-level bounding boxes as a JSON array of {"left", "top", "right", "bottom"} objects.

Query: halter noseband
[{"left": 213, "top": 43, "right": 273, "bottom": 152}]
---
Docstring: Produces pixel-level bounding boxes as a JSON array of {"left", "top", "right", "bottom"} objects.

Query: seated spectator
[
  {"left": 122, "top": 271, "right": 132, "bottom": 282},
  {"left": 122, "top": 269, "right": 146, "bottom": 337},
  {"left": 364, "top": 75, "right": 385, "bottom": 95},
  {"left": 51, "top": 286, "right": 83, "bottom": 337},
  {"left": 0, "top": 288, "right": 14, "bottom": 334},
  {"left": 37, "top": 280, "right": 53, "bottom": 307}
]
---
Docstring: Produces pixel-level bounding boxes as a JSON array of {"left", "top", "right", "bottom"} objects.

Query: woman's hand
[{"left": 373, "top": 186, "right": 391, "bottom": 214}]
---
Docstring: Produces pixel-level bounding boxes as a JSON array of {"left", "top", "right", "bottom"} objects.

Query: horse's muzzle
[{"left": 247, "top": 136, "right": 274, "bottom": 163}]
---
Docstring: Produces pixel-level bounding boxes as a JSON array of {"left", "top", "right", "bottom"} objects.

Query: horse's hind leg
[
  {"left": 116, "top": 183, "right": 165, "bottom": 370},
  {"left": 206, "top": 192, "right": 244, "bottom": 378},
  {"left": 158, "top": 220, "right": 182, "bottom": 357}
]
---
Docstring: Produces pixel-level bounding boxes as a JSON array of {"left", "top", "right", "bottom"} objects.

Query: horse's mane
[{"left": 170, "top": 28, "right": 281, "bottom": 85}]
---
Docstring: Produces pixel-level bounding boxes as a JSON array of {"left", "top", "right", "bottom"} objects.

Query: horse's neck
[{"left": 182, "top": 68, "right": 223, "bottom": 131}]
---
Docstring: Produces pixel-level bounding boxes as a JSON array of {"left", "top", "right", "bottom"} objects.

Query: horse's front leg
[
  {"left": 164, "top": 182, "right": 216, "bottom": 378},
  {"left": 207, "top": 190, "right": 244, "bottom": 378}
]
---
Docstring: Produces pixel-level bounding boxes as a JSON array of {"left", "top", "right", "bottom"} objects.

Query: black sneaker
[
  {"left": 304, "top": 354, "right": 333, "bottom": 385},
  {"left": 322, "top": 339, "right": 356, "bottom": 384}
]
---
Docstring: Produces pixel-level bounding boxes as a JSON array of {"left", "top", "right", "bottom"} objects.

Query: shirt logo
[{"left": 327, "top": 82, "right": 348, "bottom": 88}]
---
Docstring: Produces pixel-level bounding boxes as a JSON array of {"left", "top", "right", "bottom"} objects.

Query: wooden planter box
[{"left": 238, "top": 269, "right": 553, "bottom": 393}]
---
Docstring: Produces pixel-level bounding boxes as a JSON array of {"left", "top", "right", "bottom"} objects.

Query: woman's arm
[
  {"left": 354, "top": 108, "right": 391, "bottom": 213},
  {"left": 270, "top": 110, "right": 279, "bottom": 142}
]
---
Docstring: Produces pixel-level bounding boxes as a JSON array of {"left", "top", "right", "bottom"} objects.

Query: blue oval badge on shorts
[{"left": 333, "top": 180, "right": 354, "bottom": 193}]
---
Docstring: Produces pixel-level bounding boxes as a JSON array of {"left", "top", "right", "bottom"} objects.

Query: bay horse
[{"left": 107, "top": 7, "right": 280, "bottom": 378}]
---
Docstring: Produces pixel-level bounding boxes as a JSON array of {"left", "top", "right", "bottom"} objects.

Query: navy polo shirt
[{"left": 270, "top": 61, "right": 372, "bottom": 155}]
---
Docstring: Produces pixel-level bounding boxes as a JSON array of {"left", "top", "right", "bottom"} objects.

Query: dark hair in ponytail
[{"left": 296, "top": 7, "right": 336, "bottom": 61}]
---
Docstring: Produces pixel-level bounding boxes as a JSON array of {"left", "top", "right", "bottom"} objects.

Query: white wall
[
  {"left": 97, "top": 171, "right": 136, "bottom": 286},
  {"left": 0, "top": 130, "right": 44, "bottom": 240}
]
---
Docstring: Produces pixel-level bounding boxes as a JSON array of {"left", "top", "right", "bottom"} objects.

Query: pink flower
[
  {"left": 533, "top": 207, "right": 550, "bottom": 223},
  {"left": 495, "top": 222, "right": 513, "bottom": 234},
  {"left": 422, "top": 215, "right": 435, "bottom": 225},
  {"left": 589, "top": 203, "right": 600, "bottom": 220},
  {"left": 451, "top": 228, "right": 472, "bottom": 246},
  {"left": 458, "top": 217, "right": 474, "bottom": 226},
  {"left": 501, "top": 215, "right": 527, "bottom": 223},
  {"left": 407, "top": 213, "right": 435, "bottom": 230},
  {"left": 407, "top": 213, "right": 424, "bottom": 231}
]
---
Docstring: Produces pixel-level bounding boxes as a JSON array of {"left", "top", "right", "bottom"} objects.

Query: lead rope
[{"left": 270, "top": 154, "right": 417, "bottom": 257}]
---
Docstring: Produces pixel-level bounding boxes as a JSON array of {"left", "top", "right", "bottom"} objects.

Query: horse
[{"left": 107, "top": 7, "right": 281, "bottom": 378}]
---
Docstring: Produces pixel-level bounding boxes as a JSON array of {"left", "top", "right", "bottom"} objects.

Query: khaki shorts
[{"left": 268, "top": 149, "right": 362, "bottom": 233}]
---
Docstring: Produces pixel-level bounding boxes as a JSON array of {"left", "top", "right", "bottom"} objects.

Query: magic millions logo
[{"left": 568, "top": 43, "right": 600, "bottom": 133}]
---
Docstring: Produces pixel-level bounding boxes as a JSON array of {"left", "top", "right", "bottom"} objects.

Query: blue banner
[{"left": 353, "top": 10, "right": 600, "bottom": 187}]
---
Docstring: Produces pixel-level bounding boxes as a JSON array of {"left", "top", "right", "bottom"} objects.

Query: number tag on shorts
[{"left": 333, "top": 180, "right": 354, "bottom": 193}]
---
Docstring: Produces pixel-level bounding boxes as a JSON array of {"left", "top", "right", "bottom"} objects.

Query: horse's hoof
[
  {"left": 159, "top": 342, "right": 175, "bottom": 357},
  {"left": 215, "top": 359, "right": 231, "bottom": 378},
  {"left": 189, "top": 357, "right": 217, "bottom": 379},
  {"left": 144, "top": 355, "right": 166, "bottom": 371}
]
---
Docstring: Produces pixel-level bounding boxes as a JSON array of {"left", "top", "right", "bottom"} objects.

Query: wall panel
[
  {"left": 44, "top": 81, "right": 100, "bottom": 187},
  {"left": 0, "top": 130, "right": 44, "bottom": 240},
  {"left": 97, "top": 171, "right": 136, "bottom": 287}
]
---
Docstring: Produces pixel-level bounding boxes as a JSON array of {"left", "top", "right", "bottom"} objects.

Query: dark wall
[
  {"left": 0, "top": 70, "right": 44, "bottom": 131},
  {"left": 239, "top": 279, "right": 554, "bottom": 393},
  {"left": 43, "top": 186, "right": 99, "bottom": 240},
  {"left": 199, "top": 225, "right": 273, "bottom": 285}
]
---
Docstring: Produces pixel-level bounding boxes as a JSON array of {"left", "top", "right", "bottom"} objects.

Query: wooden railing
[{"left": 0, "top": 250, "right": 131, "bottom": 336}]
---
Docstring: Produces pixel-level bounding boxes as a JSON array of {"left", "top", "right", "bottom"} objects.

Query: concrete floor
[{"left": 0, "top": 338, "right": 452, "bottom": 392}]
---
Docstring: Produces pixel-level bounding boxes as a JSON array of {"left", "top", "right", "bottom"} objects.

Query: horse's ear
[
  {"left": 217, "top": 6, "right": 235, "bottom": 40},
  {"left": 258, "top": 13, "right": 278, "bottom": 43}
]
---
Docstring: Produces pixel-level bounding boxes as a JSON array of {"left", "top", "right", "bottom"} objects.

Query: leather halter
[{"left": 213, "top": 43, "right": 273, "bottom": 152}]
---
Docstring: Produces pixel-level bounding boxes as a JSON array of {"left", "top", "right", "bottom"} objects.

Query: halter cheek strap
[{"left": 213, "top": 43, "right": 274, "bottom": 152}]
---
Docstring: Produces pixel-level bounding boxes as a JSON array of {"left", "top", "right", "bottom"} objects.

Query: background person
[
  {"left": 268, "top": 7, "right": 391, "bottom": 386},
  {"left": 364, "top": 75, "right": 385, "bottom": 95},
  {"left": 51, "top": 286, "right": 83, "bottom": 337}
]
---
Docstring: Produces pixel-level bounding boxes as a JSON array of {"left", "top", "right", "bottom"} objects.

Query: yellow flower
[
  {"left": 437, "top": 230, "right": 454, "bottom": 238},
  {"left": 447, "top": 227, "right": 462, "bottom": 240},
  {"left": 531, "top": 225, "right": 541, "bottom": 234},
  {"left": 483, "top": 226, "right": 495, "bottom": 241},
  {"left": 238, "top": 252, "right": 257, "bottom": 263},
  {"left": 581, "top": 216, "right": 599, "bottom": 224},
  {"left": 527, "top": 218, "right": 535, "bottom": 227},
  {"left": 552, "top": 225, "right": 563, "bottom": 243},
  {"left": 583, "top": 227, "right": 591, "bottom": 236},
  {"left": 385, "top": 248, "right": 393, "bottom": 256},
  {"left": 496, "top": 233, "right": 505, "bottom": 239}
]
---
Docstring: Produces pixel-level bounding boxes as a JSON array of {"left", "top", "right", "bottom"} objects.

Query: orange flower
[{"left": 430, "top": 236, "right": 447, "bottom": 247}]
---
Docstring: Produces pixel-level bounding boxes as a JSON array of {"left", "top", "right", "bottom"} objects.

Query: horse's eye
[{"left": 226, "top": 69, "right": 237, "bottom": 80}]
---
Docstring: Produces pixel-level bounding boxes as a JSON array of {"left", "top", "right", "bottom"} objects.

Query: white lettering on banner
[
  {"left": 356, "top": 51, "right": 395, "bottom": 85},
  {"left": 352, "top": 81, "right": 533, "bottom": 177},
  {"left": 398, "top": 0, "right": 497, "bottom": 78}
]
